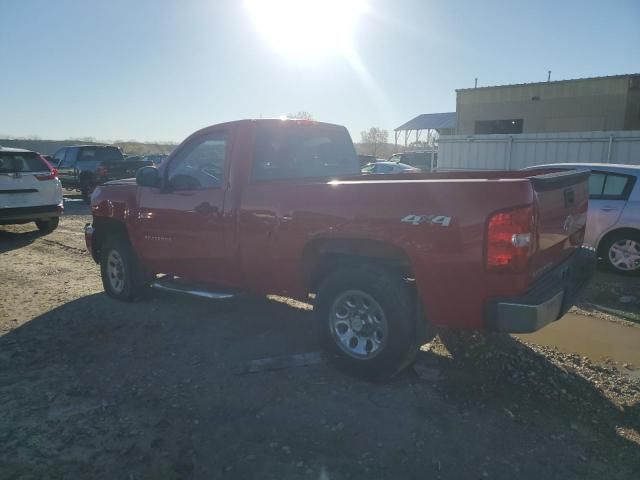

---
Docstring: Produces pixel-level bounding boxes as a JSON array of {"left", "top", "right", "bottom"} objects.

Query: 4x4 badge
[{"left": 401, "top": 214, "right": 451, "bottom": 227}]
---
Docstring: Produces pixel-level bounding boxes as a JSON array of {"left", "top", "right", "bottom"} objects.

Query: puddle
[{"left": 517, "top": 313, "right": 640, "bottom": 366}]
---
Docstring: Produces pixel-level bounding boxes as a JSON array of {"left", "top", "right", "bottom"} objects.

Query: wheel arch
[
  {"left": 596, "top": 227, "right": 640, "bottom": 258},
  {"left": 301, "top": 237, "right": 414, "bottom": 294},
  {"left": 91, "top": 217, "right": 131, "bottom": 263}
]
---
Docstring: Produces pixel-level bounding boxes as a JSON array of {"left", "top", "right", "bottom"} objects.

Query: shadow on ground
[
  {"left": 0, "top": 292, "right": 638, "bottom": 479},
  {"left": 576, "top": 266, "right": 640, "bottom": 324},
  {"left": 0, "top": 228, "right": 45, "bottom": 253}
]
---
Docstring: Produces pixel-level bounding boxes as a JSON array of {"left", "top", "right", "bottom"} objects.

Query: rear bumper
[
  {"left": 486, "top": 247, "right": 596, "bottom": 333},
  {"left": 0, "top": 204, "right": 63, "bottom": 224}
]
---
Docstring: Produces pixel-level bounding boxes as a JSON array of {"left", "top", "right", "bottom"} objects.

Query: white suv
[{"left": 0, "top": 147, "right": 63, "bottom": 233}]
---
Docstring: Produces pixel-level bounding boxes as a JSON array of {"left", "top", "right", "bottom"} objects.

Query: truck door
[
  {"left": 55, "top": 147, "right": 79, "bottom": 188},
  {"left": 135, "top": 130, "right": 231, "bottom": 285}
]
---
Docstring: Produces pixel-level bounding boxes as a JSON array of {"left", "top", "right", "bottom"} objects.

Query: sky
[{"left": 1, "top": 0, "right": 639, "bottom": 144}]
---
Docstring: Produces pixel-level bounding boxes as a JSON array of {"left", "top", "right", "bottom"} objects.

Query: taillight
[
  {"left": 97, "top": 166, "right": 109, "bottom": 177},
  {"left": 35, "top": 171, "right": 57, "bottom": 181},
  {"left": 486, "top": 205, "right": 537, "bottom": 272}
]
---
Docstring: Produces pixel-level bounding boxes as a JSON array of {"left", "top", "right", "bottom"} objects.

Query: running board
[{"left": 151, "top": 280, "right": 236, "bottom": 300}]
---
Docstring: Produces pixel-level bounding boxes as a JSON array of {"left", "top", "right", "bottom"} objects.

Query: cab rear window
[
  {"left": 0, "top": 152, "right": 49, "bottom": 173},
  {"left": 78, "top": 147, "right": 124, "bottom": 162},
  {"left": 252, "top": 123, "right": 359, "bottom": 181}
]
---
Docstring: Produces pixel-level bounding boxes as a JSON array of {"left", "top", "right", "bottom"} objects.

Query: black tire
[
  {"left": 100, "top": 235, "right": 146, "bottom": 301},
  {"left": 35, "top": 217, "right": 59, "bottom": 234},
  {"left": 315, "top": 263, "right": 424, "bottom": 381},
  {"left": 600, "top": 230, "right": 640, "bottom": 276}
]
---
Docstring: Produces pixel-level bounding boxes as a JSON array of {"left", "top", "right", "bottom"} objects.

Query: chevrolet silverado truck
[
  {"left": 85, "top": 119, "right": 594, "bottom": 379},
  {"left": 52, "top": 145, "right": 153, "bottom": 202}
]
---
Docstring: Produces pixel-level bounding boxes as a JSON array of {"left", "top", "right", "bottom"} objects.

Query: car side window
[
  {"left": 589, "top": 171, "right": 633, "bottom": 200},
  {"left": 602, "top": 175, "right": 629, "bottom": 197},
  {"left": 167, "top": 132, "right": 227, "bottom": 191},
  {"left": 588, "top": 173, "right": 605, "bottom": 198}
]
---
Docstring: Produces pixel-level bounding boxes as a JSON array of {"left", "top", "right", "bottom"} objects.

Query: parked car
[
  {"left": 357, "top": 154, "right": 376, "bottom": 167},
  {"left": 389, "top": 151, "right": 437, "bottom": 171},
  {"left": 52, "top": 145, "right": 153, "bottom": 202},
  {"left": 0, "top": 146, "right": 63, "bottom": 233},
  {"left": 527, "top": 163, "right": 639, "bottom": 275},
  {"left": 85, "top": 119, "right": 594, "bottom": 380},
  {"left": 362, "top": 161, "right": 421, "bottom": 174}
]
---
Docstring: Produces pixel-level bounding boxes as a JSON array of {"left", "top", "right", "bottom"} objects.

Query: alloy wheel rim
[
  {"left": 329, "top": 290, "right": 388, "bottom": 359},
  {"left": 107, "top": 250, "right": 126, "bottom": 293},
  {"left": 609, "top": 239, "right": 640, "bottom": 271}
]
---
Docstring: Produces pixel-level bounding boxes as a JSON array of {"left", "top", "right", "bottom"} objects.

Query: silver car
[
  {"left": 361, "top": 161, "right": 421, "bottom": 174},
  {"left": 531, "top": 163, "right": 640, "bottom": 275}
]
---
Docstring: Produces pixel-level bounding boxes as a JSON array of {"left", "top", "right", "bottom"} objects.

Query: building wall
[{"left": 456, "top": 76, "right": 637, "bottom": 135}]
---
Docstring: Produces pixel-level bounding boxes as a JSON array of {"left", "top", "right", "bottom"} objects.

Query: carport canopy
[{"left": 394, "top": 112, "right": 457, "bottom": 147}]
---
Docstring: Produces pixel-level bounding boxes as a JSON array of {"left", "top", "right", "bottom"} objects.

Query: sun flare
[{"left": 245, "top": 0, "right": 367, "bottom": 60}]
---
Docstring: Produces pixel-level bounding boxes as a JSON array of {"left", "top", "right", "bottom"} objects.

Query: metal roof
[
  {"left": 395, "top": 112, "right": 457, "bottom": 131},
  {"left": 456, "top": 73, "right": 640, "bottom": 92}
]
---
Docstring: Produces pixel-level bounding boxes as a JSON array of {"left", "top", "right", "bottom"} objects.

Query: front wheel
[
  {"left": 100, "top": 236, "right": 146, "bottom": 301},
  {"left": 315, "top": 264, "right": 424, "bottom": 381},
  {"left": 601, "top": 231, "right": 640, "bottom": 276},
  {"left": 35, "top": 217, "right": 59, "bottom": 234}
]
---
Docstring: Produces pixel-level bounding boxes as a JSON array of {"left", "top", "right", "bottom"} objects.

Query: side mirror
[{"left": 136, "top": 166, "right": 160, "bottom": 188}]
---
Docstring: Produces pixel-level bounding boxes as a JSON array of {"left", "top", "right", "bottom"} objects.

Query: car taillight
[
  {"left": 97, "top": 166, "right": 109, "bottom": 177},
  {"left": 35, "top": 170, "right": 57, "bottom": 181},
  {"left": 486, "top": 205, "right": 537, "bottom": 272}
]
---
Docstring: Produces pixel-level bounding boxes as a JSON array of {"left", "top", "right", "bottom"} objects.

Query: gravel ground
[{"left": 0, "top": 197, "right": 639, "bottom": 479}]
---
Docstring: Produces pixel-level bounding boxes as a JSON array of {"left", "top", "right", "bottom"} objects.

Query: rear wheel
[
  {"left": 601, "top": 231, "right": 640, "bottom": 276},
  {"left": 100, "top": 236, "right": 147, "bottom": 301},
  {"left": 35, "top": 217, "right": 59, "bottom": 234},
  {"left": 315, "top": 264, "right": 424, "bottom": 381}
]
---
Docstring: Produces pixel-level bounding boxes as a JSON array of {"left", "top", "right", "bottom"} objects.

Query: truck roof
[{"left": 0, "top": 146, "right": 34, "bottom": 153}]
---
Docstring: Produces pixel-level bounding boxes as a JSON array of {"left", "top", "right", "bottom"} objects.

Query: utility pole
[
  {"left": 547, "top": 70, "right": 551, "bottom": 82},
  {"left": 474, "top": 77, "right": 478, "bottom": 88}
]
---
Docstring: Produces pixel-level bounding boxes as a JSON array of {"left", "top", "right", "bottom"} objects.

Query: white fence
[{"left": 437, "top": 130, "right": 640, "bottom": 170}]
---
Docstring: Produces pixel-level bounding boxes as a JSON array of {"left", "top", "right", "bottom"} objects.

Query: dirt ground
[{"left": 1, "top": 196, "right": 639, "bottom": 480}]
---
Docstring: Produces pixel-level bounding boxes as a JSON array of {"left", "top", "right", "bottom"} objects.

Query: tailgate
[{"left": 529, "top": 169, "right": 590, "bottom": 276}]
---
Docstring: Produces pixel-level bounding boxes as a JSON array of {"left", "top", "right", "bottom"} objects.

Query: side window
[
  {"left": 59, "top": 148, "right": 78, "bottom": 168},
  {"left": 603, "top": 175, "right": 629, "bottom": 197},
  {"left": 588, "top": 173, "right": 606, "bottom": 198},
  {"left": 53, "top": 149, "right": 65, "bottom": 166},
  {"left": 589, "top": 171, "right": 633, "bottom": 200},
  {"left": 167, "top": 133, "right": 227, "bottom": 191}
]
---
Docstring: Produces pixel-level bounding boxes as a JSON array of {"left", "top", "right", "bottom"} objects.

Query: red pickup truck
[{"left": 85, "top": 119, "right": 594, "bottom": 379}]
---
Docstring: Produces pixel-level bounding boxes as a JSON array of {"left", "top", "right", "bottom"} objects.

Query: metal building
[{"left": 456, "top": 73, "right": 640, "bottom": 135}]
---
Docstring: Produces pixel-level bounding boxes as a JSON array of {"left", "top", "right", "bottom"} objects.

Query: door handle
[
  {"left": 194, "top": 202, "right": 218, "bottom": 214},
  {"left": 601, "top": 206, "right": 618, "bottom": 212}
]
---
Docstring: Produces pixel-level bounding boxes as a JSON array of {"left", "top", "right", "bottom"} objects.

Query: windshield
[{"left": 0, "top": 151, "right": 49, "bottom": 173}]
